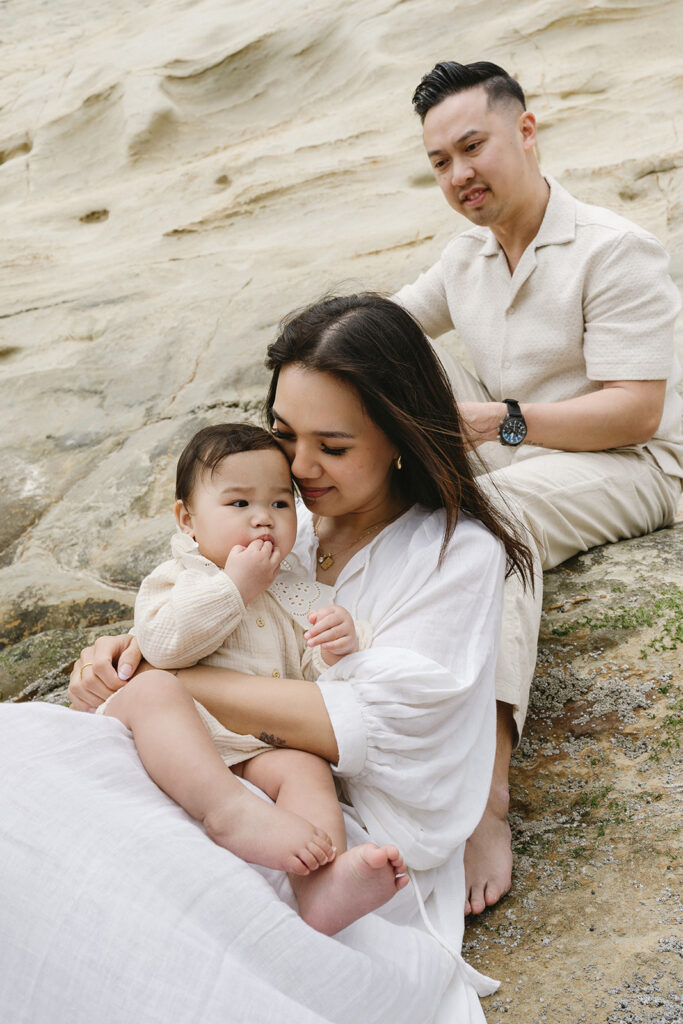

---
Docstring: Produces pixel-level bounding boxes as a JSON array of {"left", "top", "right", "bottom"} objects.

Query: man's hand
[
  {"left": 224, "top": 538, "right": 282, "bottom": 605},
  {"left": 305, "top": 605, "right": 359, "bottom": 666},
  {"left": 69, "top": 634, "right": 142, "bottom": 711},
  {"left": 457, "top": 401, "right": 507, "bottom": 448}
]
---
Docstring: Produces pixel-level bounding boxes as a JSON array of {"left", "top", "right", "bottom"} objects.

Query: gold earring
[{"left": 395, "top": 454, "right": 402, "bottom": 470}]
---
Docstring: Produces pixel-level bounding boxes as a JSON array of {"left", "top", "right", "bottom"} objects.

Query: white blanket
[{"left": 0, "top": 702, "right": 473, "bottom": 1024}]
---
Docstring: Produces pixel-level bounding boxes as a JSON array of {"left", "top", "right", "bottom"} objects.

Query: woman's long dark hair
[{"left": 264, "top": 293, "right": 533, "bottom": 586}]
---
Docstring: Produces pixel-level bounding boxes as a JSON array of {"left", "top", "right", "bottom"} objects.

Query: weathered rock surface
[{"left": 1, "top": 1, "right": 681, "bottom": 1020}]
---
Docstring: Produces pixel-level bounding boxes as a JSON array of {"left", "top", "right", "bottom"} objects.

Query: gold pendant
[{"left": 318, "top": 553, "right": 334, "bottom": 571}]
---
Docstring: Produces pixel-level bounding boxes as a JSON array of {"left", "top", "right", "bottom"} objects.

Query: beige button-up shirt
[{"left": 395, "top": 177, "right": 682, "bottom": 477}]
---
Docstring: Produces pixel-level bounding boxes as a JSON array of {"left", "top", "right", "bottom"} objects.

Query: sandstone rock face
[{"left": 1, "top": 2, "right": 681, "bottom": 1021}]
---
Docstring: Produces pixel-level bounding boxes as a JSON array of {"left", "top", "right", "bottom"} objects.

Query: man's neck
[{"left": 493, "top": 175, "right": 550, "bottom": 274}]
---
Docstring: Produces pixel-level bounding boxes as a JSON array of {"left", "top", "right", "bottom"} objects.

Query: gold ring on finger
[{"left": 79, "top": 662, "right": 93, "bottom": 678}]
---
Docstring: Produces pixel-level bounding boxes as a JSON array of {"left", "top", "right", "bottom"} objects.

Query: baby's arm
[
  {"left": 304, "top": 605, "right": 359, "bottom": 667},
  {"left": 135, "top": 559, "right": 246, "bottom": 669}
]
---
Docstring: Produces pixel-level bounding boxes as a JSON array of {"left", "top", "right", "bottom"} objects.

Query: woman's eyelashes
[{"left": 271, "top": 428, "right": 347, "bottom": 457}]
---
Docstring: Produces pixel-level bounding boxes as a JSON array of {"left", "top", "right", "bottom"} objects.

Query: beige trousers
[{"left": 436, "top": 348, "right": 682, "bottom": 739}]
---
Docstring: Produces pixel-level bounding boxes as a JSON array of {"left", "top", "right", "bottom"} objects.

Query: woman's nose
[{"left": 289, "top": 443, "right": 320, "bottom": 480}]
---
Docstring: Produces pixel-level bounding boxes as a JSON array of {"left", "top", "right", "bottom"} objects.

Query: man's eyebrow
[
  {"left": 427, "top": 128, "right": 482, "bottom": 157},
  {"left": 271, "top": 410, "right": 355, "bottom": 439}
]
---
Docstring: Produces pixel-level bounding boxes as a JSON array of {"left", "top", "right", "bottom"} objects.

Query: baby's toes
[
  {"left": 286, "top": 853, "right": 312, "bottom": 876},
  {"left": 307, "top": 838, "right": 336, "bottom": 866}
]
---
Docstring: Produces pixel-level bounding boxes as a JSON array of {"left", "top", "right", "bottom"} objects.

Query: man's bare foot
[
  {"left": 203, "top": 785, "right": 335, "bottom": 875},
  {"left": 464, "top": 783, "right": 512, "bottom": 915},
  {"left": 293, "top": 843, "right": 409, "bottom": 935}
]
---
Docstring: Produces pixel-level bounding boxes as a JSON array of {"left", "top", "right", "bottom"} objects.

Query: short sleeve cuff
[{"left": 315, "top": 675, "right": 367, "bottom": 776}]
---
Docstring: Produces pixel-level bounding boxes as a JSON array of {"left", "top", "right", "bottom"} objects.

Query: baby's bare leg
[
  {"left": 243, "top": 749, "right": 347, "bottom": 852},
  {"left": 244, "top": 749, "right": 409, "bottom": 935},
  {"left": 103, "top": 671, "right": 334, "bottom": 874}
]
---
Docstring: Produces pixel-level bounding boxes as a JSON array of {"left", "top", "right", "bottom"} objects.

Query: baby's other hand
[
  {"left": 305, "top": 604, "right": 358, "bottom": 666},
  {"left": 224, "top": 539, "right": 281, "bottom": 605}
]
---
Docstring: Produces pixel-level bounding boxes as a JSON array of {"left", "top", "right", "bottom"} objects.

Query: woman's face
[{"left": 271, "top": 364, "right": 399, "bottom": 518}]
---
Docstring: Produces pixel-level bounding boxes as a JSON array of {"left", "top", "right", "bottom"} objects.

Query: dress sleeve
[
  {"left": 393, "top": 260, "right": 454, "bottom": 339},
  {"left": 315, "top": 521, "right": 504, "bottom": 871},
  {"left": 134, "top": 559, "right": 245, "bottom": 669},
  {"left": 583, "top": 231, "right": 680, "bottom": 380}
]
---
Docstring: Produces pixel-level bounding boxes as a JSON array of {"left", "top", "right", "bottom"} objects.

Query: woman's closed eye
[{"left": 321, "top": 444, "right": 348, "bottom": 456}]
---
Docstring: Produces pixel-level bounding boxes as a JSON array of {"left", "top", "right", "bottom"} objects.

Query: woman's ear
[{"left": 174, "top": 499, "right": 195, "bottom": 536}]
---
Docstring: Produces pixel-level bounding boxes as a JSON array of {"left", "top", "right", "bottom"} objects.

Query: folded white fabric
[{"left": 0, "top": 703, "right": 456, "bottom": 1024}]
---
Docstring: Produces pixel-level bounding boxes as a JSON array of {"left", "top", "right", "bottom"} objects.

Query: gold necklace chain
[{"left": 313, "top": 507, "right": 408, "bottom": 571}]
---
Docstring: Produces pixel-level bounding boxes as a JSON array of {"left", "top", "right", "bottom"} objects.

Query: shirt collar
[{"left": 479, "top": 175, "right": 576, "bottom": 257}]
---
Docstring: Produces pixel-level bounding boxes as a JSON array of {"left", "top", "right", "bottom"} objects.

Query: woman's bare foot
[
  {"left": 293, "top": 843, "right": 409, "bottom": 935},
  {"left": 203, "top": 784, "right": 335, "bottom": 875},
  {"left": 464, "top": 782, "right": 512, "bottom": 915}
]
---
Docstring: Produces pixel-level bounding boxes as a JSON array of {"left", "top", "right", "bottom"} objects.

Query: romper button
[
  {"left": 256, "top": 617, "right": 265, "bottom": 627},
  {"left": 271, "top": 670, "right": 281, "bottom": 677}
]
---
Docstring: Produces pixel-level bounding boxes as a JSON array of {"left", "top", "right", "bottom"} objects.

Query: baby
[{"left": 100, "top": 422, "right": 407, "bottom": 934}]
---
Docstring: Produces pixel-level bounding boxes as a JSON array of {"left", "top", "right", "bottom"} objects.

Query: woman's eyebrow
[{"left": 271, "top": 409, "right": 355, "bottom": 439}]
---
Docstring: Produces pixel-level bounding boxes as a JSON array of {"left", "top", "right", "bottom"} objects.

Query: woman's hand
[{"left": 68, "top": 634, "right": 142, "bottom": 712}]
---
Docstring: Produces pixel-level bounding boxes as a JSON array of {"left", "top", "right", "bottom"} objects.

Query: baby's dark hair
[{"left": 175, "top": 422, "right": 283, "bottom": 507}]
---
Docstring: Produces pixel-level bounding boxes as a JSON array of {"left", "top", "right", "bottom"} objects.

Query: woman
[{"left": 1, "top": 294, "right": 531, "bottom": 1024}]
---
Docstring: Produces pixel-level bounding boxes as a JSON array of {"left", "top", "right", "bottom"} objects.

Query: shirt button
[
  {"left": 256, "top": 617, "right": 265, "bottom": 627},
  {"left": 502, "top": 359, "right": 511, "bottom": 369},
  {"left": 271, "top": 670, "right": 281, "bottom": 677}
]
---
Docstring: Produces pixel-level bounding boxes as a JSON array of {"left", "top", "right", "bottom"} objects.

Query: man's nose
[{"left": 451, "top": 158, "right": 474, "bottom": 188}]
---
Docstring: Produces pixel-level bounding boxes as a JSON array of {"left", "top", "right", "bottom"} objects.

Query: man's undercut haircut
[
  {"left": 412, "top": 60, "right": 526, "bottom": 122},
  {"left": 176, "top": 422, "right": 282, "bottom": 507}
]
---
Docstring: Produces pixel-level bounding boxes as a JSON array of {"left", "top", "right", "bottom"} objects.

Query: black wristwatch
[{"left": 498, "top": 398, "right": 527, "bottom": 446}]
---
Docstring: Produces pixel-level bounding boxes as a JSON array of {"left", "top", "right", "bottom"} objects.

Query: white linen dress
[{"left": 0, "top": 502, "right": 504, "bottom": 1024}]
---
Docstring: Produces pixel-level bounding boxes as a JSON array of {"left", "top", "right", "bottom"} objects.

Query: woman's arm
[{"left": 177, "top": 665, "right": 340, "bottom": 763}]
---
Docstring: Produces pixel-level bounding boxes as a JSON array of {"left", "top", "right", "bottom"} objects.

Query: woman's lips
[{"left": 299, "top": 485, "right": 332, "bottom": 500}]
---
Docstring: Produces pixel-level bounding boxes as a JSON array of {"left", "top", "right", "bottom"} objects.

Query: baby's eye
[
  {"left": 228, "top": 500, "right": 248, "bottom": 507},
  {"left": 272, "top": 500, "right": 290, "bottom": 509}
]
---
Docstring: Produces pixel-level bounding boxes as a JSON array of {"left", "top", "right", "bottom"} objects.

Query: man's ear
[
  {"left": 175, "top": 499, "right": 195, "bottom": 535},
  {"left": 519, "top": 110, "right": 538, "bottom": 151}
]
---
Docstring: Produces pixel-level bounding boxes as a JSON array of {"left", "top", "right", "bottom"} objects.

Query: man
[{"left": 395, "top": 61, "right": 682, "bottom": 916}]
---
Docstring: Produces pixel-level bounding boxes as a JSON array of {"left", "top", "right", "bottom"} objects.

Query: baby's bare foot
[
  {"left": 293, "top": 843, "right": 409, "bottom": 935},
  {"left": 203, "top": 786, "right": 335, "bottom": 875}
]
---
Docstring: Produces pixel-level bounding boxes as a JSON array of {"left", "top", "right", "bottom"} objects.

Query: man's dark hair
[
  {"left": 175, "top": 422, "right": 283, "bottom": 507},
  {"left": 412, "top": 61, "right": 526, "bottom": 122}
]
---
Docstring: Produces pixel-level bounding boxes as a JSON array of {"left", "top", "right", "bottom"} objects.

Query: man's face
[{"left": 422, "top": 86, "right": 536, "bottom": 231}]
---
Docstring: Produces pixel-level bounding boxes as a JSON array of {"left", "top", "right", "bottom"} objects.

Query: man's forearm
[
  {"left": 459, "top": 379, "right": 666, "bottom": 452},
  {"left": 176, "top": 665, "right": 340, "bottom": 763}
]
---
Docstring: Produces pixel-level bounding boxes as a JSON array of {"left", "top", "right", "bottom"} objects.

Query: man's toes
[
  {"left": 468, "top": 887, "right": 486, "bottom": 915},
  {"left": 464, "top": 895, "right": 472, "bottom": 916}
]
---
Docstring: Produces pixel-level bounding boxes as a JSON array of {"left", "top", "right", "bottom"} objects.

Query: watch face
[{"left": 501, "top": 416, "right": 527, "bottom": 445}]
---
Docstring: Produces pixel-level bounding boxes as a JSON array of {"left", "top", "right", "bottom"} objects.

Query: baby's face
[{"left": 177, "top": 448, "right": 297, "bottom": 568}]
